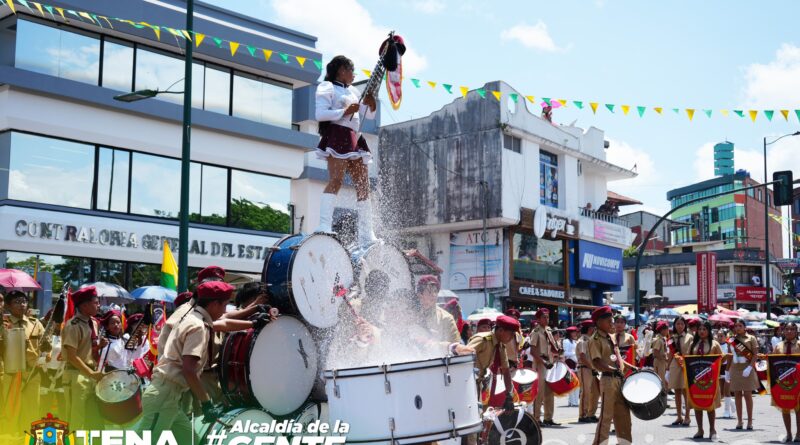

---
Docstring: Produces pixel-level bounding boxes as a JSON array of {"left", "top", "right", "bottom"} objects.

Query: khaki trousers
[
  {"left": 135, "top": 375, "right": 194, "bottom": 444},
  {"left": 654, "top": 360, "right": 668, "bottom": 386},
  {"left": 592, "top": 376, "right": 632, "bottom": 445},
  {"left": 64, "top": 369, "right": 101, "bottom": 431},
  {"left": 578, "top": 367, "right": 599, "bottom": 418},
  {"left": 534, "top": 363, "right": 554, "bottom": 421},
  {"left": 1, "top": 371, "right": 40, "bottom": 432}
]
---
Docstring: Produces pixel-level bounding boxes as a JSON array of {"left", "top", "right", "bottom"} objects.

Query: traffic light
[{"left": 773, "top": 170, "right": 794, "bottom": 206}]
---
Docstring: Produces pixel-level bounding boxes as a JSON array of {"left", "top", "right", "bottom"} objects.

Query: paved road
[{"left": 537, "top": 393, "right": 788, "bottom": 444}]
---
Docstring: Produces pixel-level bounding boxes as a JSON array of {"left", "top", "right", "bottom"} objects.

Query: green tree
[
  {"left": 229, "top": 198, "right": 290, "bottom": 233},
  {"left": 623, "top": 245, "right": 638, "bottom": 258}
]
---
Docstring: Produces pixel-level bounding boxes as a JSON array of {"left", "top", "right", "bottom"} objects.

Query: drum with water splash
[
  {"left": 350, "top": 241, "right": 414, "bottom": 296},
  {"left": 263, "top": 233, "right": 354, "bottom": 328}
]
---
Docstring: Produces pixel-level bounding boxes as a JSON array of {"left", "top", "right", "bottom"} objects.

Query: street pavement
[{"left": 539, "top": 393, "right": 787, "bottom": 444}]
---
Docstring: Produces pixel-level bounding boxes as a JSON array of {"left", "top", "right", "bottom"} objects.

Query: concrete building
[
  {"left": 379, "top": 80, "right": 636, "bottom": 319},
  {"left": 620, "top": 210, "right": 683, "bottom": 255}
]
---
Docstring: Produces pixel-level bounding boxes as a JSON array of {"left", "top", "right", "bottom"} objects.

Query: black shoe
[
  {"left": 589, "top": 416, "right": 599, "bottom": 423},
  {"left": 578, "top": 417, "right": 588, "bottom": 423},
  {"left": 543, "top": 420, "right": 561, "bottom": 426}
]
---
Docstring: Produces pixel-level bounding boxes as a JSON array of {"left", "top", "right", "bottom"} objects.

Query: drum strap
[
  {"left": 491, "top": 408, "right": 525, "bottom": 437},
  {"left": 606, "top": 336, "right": 625, "bottom": 371}
]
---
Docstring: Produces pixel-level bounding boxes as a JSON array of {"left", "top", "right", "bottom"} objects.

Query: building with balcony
[{"left": 378, "top": 81, "right": 636, "bottom": 319}]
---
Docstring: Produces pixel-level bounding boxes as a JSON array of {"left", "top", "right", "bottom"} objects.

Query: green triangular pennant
[
  {"left": 734, "top": 110, "right": 744, "bottom": 118},
  {"left": 91, "top": 14, "right": 102, "bottom": 27},
  {"left": 313, "top": 60, "right": 323, "bottom": 70},
  {"left": 411, "top": 78, "right": 421, "bottom": 88},
  {"left": 476, "top": 88, "right": 486, "bottom": 98},
  {"left": 672, "top": 108, "right": 680, "bottom": 114},
  {"left": 278, "top": 53, "right": 289, "bottom": 63},
  {"left": 637, "top": 106, "right": 646, "bottom": 117},
  {"left": 573, "top": 101, "right": 584, "bottom": 109},
  {"left": 703, "top": 109, "right": 712, "bottom": 118},
  {"left": 67, "top": 9, "right": 80, "bottom": 19},
  {"left": 795, "top": 110, "right": 800, "bottom": 122},
  {"left": 509, "top": 93, "right": 518, "bottom": 103},
  {"left": 542, "top": 97, "right": 551, "bottom": 106},
  {"left": 442, "top": 84, "right": 453, "bottom": 94},
  {"left": 764, "top": 110, "right": 774, "bottom": 121},
  {"left": 605, "top": 104, "right": 615, "bottom": 113},
  {"left": 44, "top": 5, "right": 54, "bottom": 17},
  {"left": 17, "top": 0, "right": 33, "bottom": 12},
  {"left": 247, "top": 45, "right": 256, "bottom": 57},
  {"left": 213, "top": 37, "right": 223, "bottom": 48}
]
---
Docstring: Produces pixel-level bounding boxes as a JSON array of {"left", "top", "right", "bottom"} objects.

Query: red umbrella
[
  {"left": 716, "top": 307, "right": 741, "bottom": 318},
  {"left": 709, "top": 314, "right": 733, "bottom": 324},
  {"left": 0, "top": 268, "right": 42, "bottom": 292}
]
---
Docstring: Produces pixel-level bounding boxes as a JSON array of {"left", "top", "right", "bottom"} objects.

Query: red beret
[
  {"left": 100, "top": 309, "right": 122, "bottom": 327},
  {"left": 477, "top": 318, "right": 492, "bottom": 327},
  {"left": 175, "top": 291, "right": 193, "bottom": 307},
  {"left": 197, "top": 266, "right": 225, "bottom": 283},
  {"left": 505, "top": 308, "right": 521, "bottom": 318},
  {"left": 417, "top": 275, "right": 440, "bottom": 289},
  {"left": 580, "top": 319, "right": 595, "bottom": 328},
  {"left": 127, "top": 313, "right": 144, "bottom": 325},
  {"left": 591, "top": 306, "right": 613, "bottom": 323},
  {"left": 566, "top": 326, "right": 578, "bottom": 333},
  {"left": 495, "top": 315, "right": 521, "bottom": 332},
  {"left": 196, "top": 281, "right": 234, "bottom": 302},
  {"left": 535, "top": 308, "right": 550, "bottom": 318},
  {"left": 687, "top": 318, "right": 700, "bottom": 327},
  {"left": 656, "top": 321, "right": 669, "bottom": 332},
  {"left": 445, "top": 298, "right": 459, "bottom": 308},
  {"left": 73, "top": 286, "right": 98, "bottom": 306}
]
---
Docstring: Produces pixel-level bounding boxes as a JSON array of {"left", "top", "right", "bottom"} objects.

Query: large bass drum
[
  {"left": 622, "top": 369, "right": 667, "bottom": 420},
  {"left": 194, "top": 408, "right": 275, "bottom": 445},
  {"left": 324, "top": 355, "right": 482, "bottom": 445},
  {"left": 95, "top": 370, "right": 142, "bottom": 425},
  {"left": 263, "top": 233, "right": 354, "bottom": 328},
  {"left": 219, "top": 316, "right": 319, "bottom": 415},
  {"left": 486, "top": 409, "right": 542, "bottom": 445},
  {"left": 351, "top": 241, "right": 413, "bottom": 296}
]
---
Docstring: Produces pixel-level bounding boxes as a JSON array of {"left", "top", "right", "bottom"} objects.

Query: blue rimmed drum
[
  {"left": 350, "top": 241, "right": 413, "bottom": 297},
  {"left": 262, "top": 233, "right": 354, "bottom": 328}
]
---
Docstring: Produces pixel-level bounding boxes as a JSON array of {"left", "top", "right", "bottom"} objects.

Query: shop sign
[
  {"left": 533, "top": 206, "right": 578, "bottom": 240},
  {"left": 696, "top": 252, "right": 718, "bottom": 312},
  {"left": 518, "top": 285, "right": 566, "bottom": 300},
  {"left": 449, "top": 228, "right": 504, "bottom": 290},
  {"left": 577, "top": 240, "right": 623, "bottom": 285},
  {"left": 593, "top": 219, "right": 631, "bottom": 245},
  {"left": 775, "top": 258, "right": 800, "bottom": 270},
  {"left": 735, "top": 286, "right": 770, "bottom": 303}
]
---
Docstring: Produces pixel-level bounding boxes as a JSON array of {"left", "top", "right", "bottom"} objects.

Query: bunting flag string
[{"left": 4, "top": 0, "right": 800, "bottom": 123}]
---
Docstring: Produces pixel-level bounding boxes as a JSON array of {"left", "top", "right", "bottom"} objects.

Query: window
[
  {"left": 134, "top": 48, "right": 187, "bottom": 106},
  {"left": 96, "top": 148, "right": 130, "bottom": 212},
  {"left": 95, "top": 259, "right": 126, "bottom": 286},
  {"left": 8, "top": 132, "right": 95, "bottom": 208},
  {"left": 101, "top": 40, "right": 133, "bottom": 91},
  {"left": 656, "top": 268, "right": 672, "bottom": 286},
  {"left": 734, "top": 265, "right": 761, "bottom": 284},
  {"left": 512, "top": 232, "right": 564, "bottom": 285},
  {"left": 539, "top": 151, "right": 558, "bottom": 207},
  {"left": 503, "top": 134, "right": 521, "bottom": 153},
  {"left": 232, "top": 72, "right": 293, "bottom": 127},
  {"left": 673, "top": 268, "right": 689, "bottom": 286},
  {"left": 717, "top": 203, "right": 742, "bottom": 222},
  {"left": 203, "top": 65, "right": 231, "bottom": 114},
  {"left": 757, "top": 189, "right": 762, "bottom": 201},
  {"left": 130, "top": 263, "right": 162, "bottom": 290},
  {"left": 15, "top": 20, "right": 100, "bottom": 85},
  {"left": 230, "top": 170, "right": 291, "bottom": 232},
  {"left": 130, "top": 153, "right": 181, "bottom": 218},
  {"left": 189, "top": 163, "right": 228, "bottom": 225},
  {"left": 717, "top": 267, "right": 730, "bottom": 284}
]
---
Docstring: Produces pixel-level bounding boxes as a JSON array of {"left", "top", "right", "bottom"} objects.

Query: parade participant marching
[
  {"left": 771, "top": 322, "right": 800, "bottom": 442},
  {"left": 687, "top": 321, "right": 722, "bottom": 440},
  {"left": 477, "top": 318, "right": 492, "bottom": 333},
  {"left": 0, "top": 290, "right": 48, "bottom": 432},
  {"left": 577, "top": 320, "right": 599, "bottom": 423},
  {"left": 97, "top": 311, "right": 149, "bottom": 372},
  {"left": 652, "top": 321, "right": 670, "bottom": 384},
  {"left": 530, "top": 308, "right": 560, "bottom": 426},
  {"left": 687, "top": 318, "right": 700, "bottom": 338},
  {"left": 415, "top": 275, "right": 461, "bottom": 353},
  {"left": 564, "top": 326, "right": 580, "bottom": 407},
  {"left": 614, "top": 315, "right": 637, "bottom": 371},
  {"left": 464, "top": 314, "right": 519, "bottom": 411},
  {"left": 61, "top": 286, "right": 106, "bottom": 430},
  {"left": 504, "top": 308, "right": 523, "bottom": 368},
  {"left": 668, "top": 316, "right": 693, "bottom": 426},
  {"left": 717, "top": 328, "right": 734, "bottom": 418},
  {"left": 135, "top": 281, "right": 235, "bottom": 443},
  {"left": 728, "top": 318, "right": 759, "bottom": 430},
  {"left": 315, "top": 55, "right": 378, "bottom": 245},
  {"left": 590, "top": 306, "right": 638, "bottom": 445}
]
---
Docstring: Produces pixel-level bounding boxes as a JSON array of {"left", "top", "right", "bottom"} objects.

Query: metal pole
[
  {"left": 764, "top": 137, "right": 771, "bottom": 318},
  {"left": 177, "top": 0, "right": 194, "bottom": 292}
]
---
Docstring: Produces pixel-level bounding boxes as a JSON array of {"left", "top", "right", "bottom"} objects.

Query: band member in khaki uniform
[
  {"left": 773, "top": 322, "right": 800, "bottom": 442},
  {"left": 135, "top": 281, "right": 234, "bottom": 443},
  {"left": 504, "top": 308, "right": 523, "bottom": 367},
  {"left": 688, "top": 320, "right": 722, "bottom": 440},
  {"left": 728, "top": 318, "right": 759, "bottom": 430},
  {"left": 465, "top": 315, "right": 518, "bottom": 408},
  {"left": 590, "top": 306, "right": 637, "bottom": 445},
  {"left": 668, "top": 317, "right": 693, "bottom": 426},
  {"left": 530, "top": 308, "right": 558, "bottom": 426},
  {"left": 577, "top": 319, "right": 599, "bottom": 423},
  {"left": 416, "top": 276, "right": 460, "bottom": 353},
  {"left": 652, "top": 321, "right": 670, "bottom": 384},
  {"left": 61, "top": 286, "right": 106, "bottom": 430},
  {"left": 0, "top": 290, "right": 48, "bottom": 431}
]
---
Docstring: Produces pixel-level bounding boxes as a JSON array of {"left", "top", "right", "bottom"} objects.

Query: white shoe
[
  {"left": 357, "top": 199, "right": 378, "bottom": 246},
  {"left": 316, "top": 193, "right": 335, "bottom": 233}
]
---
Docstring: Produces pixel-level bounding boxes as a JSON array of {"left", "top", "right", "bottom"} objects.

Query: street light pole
[{"left": 177, "top": 0, "right": 194, "bottom": 292}]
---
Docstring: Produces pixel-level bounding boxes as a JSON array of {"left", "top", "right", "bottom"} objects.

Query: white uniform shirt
[
  {"left": 563, "top": 338, "right": 578, "bottom": 362},
  {"left": 315, "top": 81, "right": 376, "bottom": 133},
  {"left": 100, "top": 335, "right": 150, "bottom": 371}
]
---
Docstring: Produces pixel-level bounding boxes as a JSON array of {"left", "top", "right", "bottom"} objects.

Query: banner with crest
[
  {"left": 683, "top": 355, "right": 723, "bottom": 411},
  {"left": 767, "top": 354, "right": 800, "bottom": 412}
]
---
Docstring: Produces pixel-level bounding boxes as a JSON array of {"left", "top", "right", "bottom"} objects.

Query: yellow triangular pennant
[
  {"left": 459, "top": 86, "right": 469, "bottom": 98},
  {"left": 262, "top": 49, "right": 272, "bottom": 62},
  {"left": 33, "top": 2, "right": 44, "bottom": 15},
  {"left": 621, "top": 105, "right": 631, "bottom": 115},
  {"left": 749, "top": 110, "right": 758, "bottom": 122},
  {"left": 7, "top": 0, "right": 16, "bottom": 14},
  {"left": 428, "top": 81, "right": 437, "bottom": 89},
  {"left": 686, "top": 109, "right": 695, "bottom": 121},
  {"left": 54, "top": 6, "right": 65, "bottom": 19},
  {"left": 492, "top": 91, "right": 502, "bottom": 101},
  {"left": 195, "top": 33, "right": 206, "bottom": 47},
  {"left": 152, "top": 26, "right": 161, "bottom": 40},
  {"left": 229, "top": 41, "right": 240, "bottom": 56},
  {"left": 780, "top": 109, "right": 790, "bottom": 121},
  {"left": 362, "top": 69, "right": 372, "bottom": 78},
  {"left": 181, "top": 30, "right": 193, "bottom": 41},
  {"left": 557, "top": 99, "right": 567, "bottom": 107},
  {"left": 654, "top": 107, "right": 663, "bottom": 114},
  {"left": 720, "top": 109, "right": 729, "bottom": 117},
  {"left": 525, "top": 95, "right": 535, "bottom": 103},
  {"left": 590, "top": 102, "right": 599, "bottom": 114},
  {"left": 295, "top": 56, "right": 306, "bottom": 67}
]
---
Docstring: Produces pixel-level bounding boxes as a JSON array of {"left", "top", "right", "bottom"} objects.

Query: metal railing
[{"left": 578, "top": 206, "right": 630, "bottom": 227}]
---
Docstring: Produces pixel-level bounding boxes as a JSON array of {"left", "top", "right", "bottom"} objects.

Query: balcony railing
[{"left": 579, "top": 206, "right": 630, "bottom": 227}]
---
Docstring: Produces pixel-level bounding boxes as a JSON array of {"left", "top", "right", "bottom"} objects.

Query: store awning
[{"left": 607, "top": 190, "right": 643, "bottom": 206}]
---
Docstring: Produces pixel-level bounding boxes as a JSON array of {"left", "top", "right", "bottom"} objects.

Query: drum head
[
  {"left": 488, "top": 410, "right": 542, "bottom": 445},
  {"left": 294, "top": 402, "right": 321, "bottom": 433},
  {"left": 250, "top": 317, "right": 319, "bottom": 415},
  {"left": 622, "top": 371, "right": 663, "bottom": 404},
  {"left": 353, "top": 241, "right": 413, "bottom": 296},
  {"left": 545, "top": 362, "right": 567, "bottom": 383},
  {"left": 292, "top": 234, "right": 354, "bottom": 328},
  {"left": 96, "top": 370, "right": 140, "bottom": 402},
  {"left": 196, "top": 408, "right": 275, "bottom": 444},
  {"left": 512, "top": 369, "right": 538, "bottom": 385}
]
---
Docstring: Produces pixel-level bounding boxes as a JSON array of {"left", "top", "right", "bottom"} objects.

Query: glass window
[
  {"left": 189, "top": 163, "right": 228, "bottom": 225},
  {"left": 96, "top": 148, "right": 130, "bottom": 212},
  {"left": 129, "top": 263, "right": 161, "bottom": 289},
  {"left": 94, "top": 259, "right": 126, "bottom": 286},
  {"left": 130, "top": 153, "right": 181, "bottom": 218},
  {"left": 101, "top": 40, "right": 133, "bottom": 91},
  {"left": 539, "top": 150, "right": 558, "bottom": 207},
  {"left": 8, "top": 132, "right": 95, "bottom": 208},
  {"left": 229, "top": 170, "right": 290, "bottom": 233},
  {"left": 673, "top": 268, "right": 689, "bottom": 286},
  {"left": 135, "top": 48, "right": 185, "bottom": 106},
  {"left": 204, "top": 65, "right": 230, "bottom": 114},
  {"left": 503, "top": 134, "right": 521, "bottom": 153},
  {"left": 15, "top": 20, "right": 100, "bottom": 85},
  {"left": 232, "top": 73, "right": 292, "bottom": 127},
  {"left": 717, "top": 267, "right": 730, "bottom": 284},
  {"left": 512, "top": 232, "right": 564, "bottom": 285},
  {"left": 734, "top": 265, "right": 761, "bottom": 284},
  {"left": 656, "top": 268, "right": 672, "bottom": 286}
]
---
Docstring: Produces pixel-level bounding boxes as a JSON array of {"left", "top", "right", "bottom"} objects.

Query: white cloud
[
  {"left": 412, "top": 0, "right": 445, "bottom": 14},
  {"left": 271, "top": 0, "right": 428, "bottom": 76},
  {"left": 605, "top": 138, "right": 672, "bottom": 215},
  {"left": 500, "top": 21, "right": 564, "bottom": 53},
  {"left": 741, "top": 43, "right": 800, "bottom": 109},
  {"left": 693, "top": 137, "right": 800, "bottom": 184}
]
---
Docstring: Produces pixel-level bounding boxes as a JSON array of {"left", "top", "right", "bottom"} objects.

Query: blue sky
[{"left": 206, "top": 0, "right": 800, "bottom": 230}]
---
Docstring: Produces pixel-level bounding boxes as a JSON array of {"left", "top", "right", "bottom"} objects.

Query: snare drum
[
  {"left": 95, "top": 370, "right": 142, "bottom": 425},
  {"left": 263, "top": 233, "right": 354, "bottom": 328},
  {"left": 219, "top": 316, "right": 319, "bottom": 415},
  {"left": 351, "top": 241, "right": 414, "bottom": 296},
  {"left": 194, "top": 408, "right": 275, "bottom": 445},
  {"left": 621, "top": 369, "right": 667, "bottom": 420},
  {"left": 545, "top": 362, "right": 580, "bottom": 396},
  {"left": 486, "top": 409, "right": 542, "bottom": 445},
  {"left": 755, "top": 360, "right": 768, "bottom": 381},
  {"left": 512, "top": 368, "right": 539, "bottom": 403}
]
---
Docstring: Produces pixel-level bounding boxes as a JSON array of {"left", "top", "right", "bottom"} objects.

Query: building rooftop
[{"left": 666, "top": 171, "right": 751, "bottom": 201}]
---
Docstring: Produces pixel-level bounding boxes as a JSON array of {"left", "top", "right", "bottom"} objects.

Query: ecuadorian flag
[{"left": 161, "top": 240, "right": 178, "bottom": 290}]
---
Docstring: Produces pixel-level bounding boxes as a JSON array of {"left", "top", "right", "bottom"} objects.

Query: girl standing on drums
[
  {"left": 315, "top": 55, "right": 377, "bottom": 246},
  {"left": 773, "top": 322, "right": 800, "bottom": 442},
  {"left": 668, "top": 316, "right": 693, "bottom": 426},
  {"left": 689, "top": 321, "right": 722, "bottom": 440},
  {"left": 728, "top": 318, "right": 759, "bottom": 430}
]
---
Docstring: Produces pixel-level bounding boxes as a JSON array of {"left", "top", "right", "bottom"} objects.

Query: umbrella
[
  {"left": 610, "top": 304, "right": 624, "bottom": 312},
  {"left": 654, "top": 308, "right": 679, "bottom": 318},
  {"left": 0, "top": 268, "right": 42, "bottom": 291},
  {"left": 626, "top": 312, "right": 648, "bottom": 323},
  {"left": 716, "top": 307, "right": 741, "bottom": 318},
  {"left": 742, "top": 312, "right": 764, "bottom": 322},
  {"left": 673, "top": 304, "right": 698, "bottom": 315},
  {"left": 131, "top": 286, "right": 177, "bottom": 303},
  {"left": 81, "top": 282, "right": 132, "bottom": 304},
  {"left": 467, "top": 307, "right": 501, "bottom": 322},
  {"left": 764, "top": 320, "right": 780, "bottom": 328},
  {"left": 708, "top": 314, "right": 733, "bottom": 323}
]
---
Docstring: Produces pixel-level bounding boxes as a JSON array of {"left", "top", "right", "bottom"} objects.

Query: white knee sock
[
  {"left": 357, "top": 199, "right": 377, "bottom": 245},
  {"left": 316, "top": 193, "right": 335, "bottom": 233}
]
